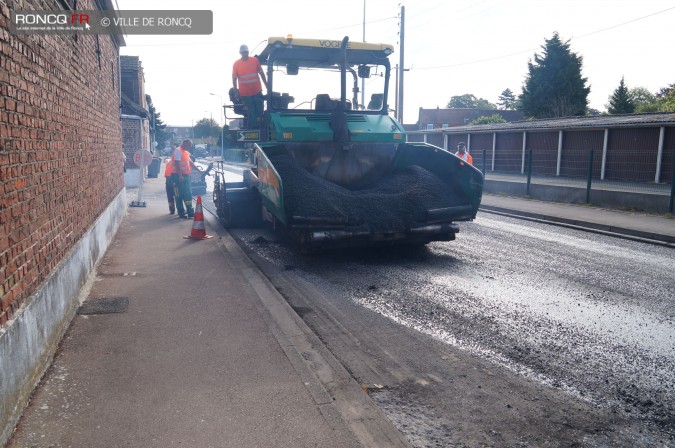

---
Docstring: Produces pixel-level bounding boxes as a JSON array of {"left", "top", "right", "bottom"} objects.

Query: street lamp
[{"left": 210, "top": 93, "right": 224, "bottom": 161}]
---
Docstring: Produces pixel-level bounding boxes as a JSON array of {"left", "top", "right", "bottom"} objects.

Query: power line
[
  {"left": 413, "top": 5, "right": 675, "bottom": 70},
  {"left": 415, "top": 48, "right": 535, "bottom": 70},
  {"left": 406, "top": 0, "right": 447, "bottom": 19},
  {"left": 408, "top": 0, "right": 489, "bottom": 20},
  {"left": 573, "top": 5, "right": 675, "bottom": 39},
  {"left": 406, "top": 0, "right": 493, "bottom": 32},
  {"left": 305, "top": 15, "right": 398, "bottom": 34},
  {"left": 122, "top": 16, "right": 399, "bottom": 47}
]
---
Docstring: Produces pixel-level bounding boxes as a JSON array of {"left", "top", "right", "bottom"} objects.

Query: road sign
[
  {"left": 133, "top": 149, "right": 153, "bottom": 167},
  {"left": 237, "top": 130, "right": 260, "bottom": 142}
]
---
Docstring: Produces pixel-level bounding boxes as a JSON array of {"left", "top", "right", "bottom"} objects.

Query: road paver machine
[{"left": 214, "top": 36, "right": 483, "bottom": 250}]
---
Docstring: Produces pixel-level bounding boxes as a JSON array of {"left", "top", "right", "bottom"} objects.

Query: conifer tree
[
  {"left": 519, "top": 33, "right": 590, "bottom": 118},
  {"left": 607, "top": 77, "right": 635, "bottom": 114}
]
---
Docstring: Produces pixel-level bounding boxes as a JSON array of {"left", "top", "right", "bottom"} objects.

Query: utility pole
[
  {"left": 394, "top": 63, "right": 409, "bottom": 122},
  {"left": 149, "top": 106, "right": 155, "bottom": 154},
  {"left": 361, "top": 0, "right": 366, "bottom": 109},
  {"left": 398, "top": 4, "right": 405, "bottom": 124},
  {"left": 394, "top": 64, "right": 398, "bottom": 115}
]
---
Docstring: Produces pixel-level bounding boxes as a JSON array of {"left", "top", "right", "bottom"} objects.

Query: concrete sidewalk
[
  {"left": 481, "top": 193, "right": 675, "bottom": 246},
  {"left": 7, "top": 175, "right": 409, "bottom": 448}
]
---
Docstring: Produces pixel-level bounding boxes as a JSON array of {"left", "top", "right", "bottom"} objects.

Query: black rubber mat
[{"left": 77, "top": 297, "right": 129, "bottom": 315}]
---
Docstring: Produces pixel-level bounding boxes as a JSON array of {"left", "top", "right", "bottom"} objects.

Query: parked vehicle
[{"left": 192, "top": 144, "right": 208, "bottom": 158}]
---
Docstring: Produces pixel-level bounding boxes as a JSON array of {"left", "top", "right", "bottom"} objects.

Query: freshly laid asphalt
[{"left": 7, "top": 161, "right": 673, "bottom": 447}]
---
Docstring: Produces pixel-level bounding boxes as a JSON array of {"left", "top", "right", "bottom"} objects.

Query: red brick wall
[
  {"left": 121, "top": 55, "right": 145, "bottom": 111},
  {"left": 0, "top": 1, "right": 123, "bottom": 326}
]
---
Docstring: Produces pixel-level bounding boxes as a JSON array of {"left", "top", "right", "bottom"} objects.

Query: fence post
[
  {"left": 670, "top": 155, "right": 675, "bottom": 214},
  {"left": 526, "top": 148, "right": 532, "bottom": 196},
  {"left": 586, "top": 149, "right": 594, "bottom": 204},
  {"left": 482, "top": 149, "right": 487, "bottom": 175}
]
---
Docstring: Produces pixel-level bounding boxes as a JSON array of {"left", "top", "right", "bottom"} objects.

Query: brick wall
[
  {"left": 121, "top": 55, "right": 144, "bottom": 110},
  {"left": 0, "top": 0, "right": 123, "bottom": 326}
]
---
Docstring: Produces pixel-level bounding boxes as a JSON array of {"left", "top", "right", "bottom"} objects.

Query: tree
[
  {"left": 475, "top": 97, "right": 497, "bottom": 109},
  {"left": 497, "top": 88, "right": 517, "bottom": 110},
  {"left": 148, "top": 104, "right": 170, "bottom": 149},
  {"left": 658, "top": 88, "right": 675, "bottom": 112},
  {"left": 217, "top": 124, "right": 233, "bottom": 148},
  {"left": 607, "top": 77, "right": 635, "bottom": 114},
  {"left": 471, "top": 114, "right": 507, "bottom": 125},
  {"left": 655, "top": 83, "right": 674, "bottom": 99},
  {"left": 448, "top": 94, "right": 477, "bottom": 108},
  {"left": 519, "top": 32, "right": 590, "bottom": 118},
  {"left": 629, "top": 87, "right": 657, "bottom": 112},
  {"left": 655, "top": 83, "right": 675, "bottom": 112},
  {"left": 447, "top": 94, "right": 496, "bottom": 109},
  {"left": 193, "top": 118, "right": 221, "bottom": 139}
]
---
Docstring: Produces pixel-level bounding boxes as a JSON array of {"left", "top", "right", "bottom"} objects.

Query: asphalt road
[{"left": 202, "top": 162, "right": 674, "bottom": 447}]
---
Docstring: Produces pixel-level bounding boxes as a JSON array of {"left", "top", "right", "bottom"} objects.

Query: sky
[{"left": 116, "top": 0, "right": 675, "bottom": 127}]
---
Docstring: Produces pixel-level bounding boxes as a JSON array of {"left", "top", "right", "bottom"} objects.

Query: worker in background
[
  {"left": 232, "top": 44, "right": 268, "bottom": 129},
  {"left": 164, "top": 155, "right": 177, "bottom": 215},
  {"left": 170, "top": 139, "right": 201, "bottom": 219},
  {"left": 455, "top": 142, "right": 473, "bottom": 165}
]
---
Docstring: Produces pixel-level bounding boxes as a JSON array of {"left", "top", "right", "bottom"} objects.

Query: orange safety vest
[
  {"left": 171, "top": 147, "right": 192, "bottom": 175},
  {"left": 233, "top": 57, "right": 263, "bottom": 97},
  {"left": 456, "top": 151, "right": 473, "bottom": 165},
  {"left": 164, "top": 158, "right": 175, "bottom": 177}
]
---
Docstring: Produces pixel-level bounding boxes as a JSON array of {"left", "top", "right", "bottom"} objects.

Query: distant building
[
  {"left": 165, "top": 125, "right": 193, "bottom": 140},
  {"left": 164, "top": 126, "right": 216, "bottom": 148},
  {"left": 416, "top": 107, "right": 524, "bottom": 130}
]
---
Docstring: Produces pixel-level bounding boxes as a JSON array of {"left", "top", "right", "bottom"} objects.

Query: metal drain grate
[{"left": 78, "top": 297, "right": 129, "bottom": 315}]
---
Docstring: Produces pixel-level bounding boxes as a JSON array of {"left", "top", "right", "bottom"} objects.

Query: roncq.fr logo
[{"left": 14, "top": 13, "right": 90, "bottom": 26}]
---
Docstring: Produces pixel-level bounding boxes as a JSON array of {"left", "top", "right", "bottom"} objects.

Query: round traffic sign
[{"left": 133, "top": 149, "right": 153, "bottom": 167}]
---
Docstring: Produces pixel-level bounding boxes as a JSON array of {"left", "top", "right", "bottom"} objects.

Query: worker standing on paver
[
  {"left": 232, "top": 44, "right": 268, "bottom": 128},
  {"left": 455, "top": 142, "right": 473, "bottom": 165},
  {"left": 170, "top": 139, "right": 197, "bottom": 219}
]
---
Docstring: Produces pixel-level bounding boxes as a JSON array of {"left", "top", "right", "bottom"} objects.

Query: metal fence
[
  {"left": 408, "top": 125, "right": 675, "bottom": 212},
  {"left": 408, "top": 127, "right": 675, "bottom": 185}
]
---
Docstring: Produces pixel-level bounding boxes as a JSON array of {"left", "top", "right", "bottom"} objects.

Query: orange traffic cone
[{"left": 184, "top": 196, "right": 213, "bottom": 240}]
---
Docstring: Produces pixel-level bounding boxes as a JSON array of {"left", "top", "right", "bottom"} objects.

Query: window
[{"left": 426, "top": 123, "right": 434, "bottom": 130}]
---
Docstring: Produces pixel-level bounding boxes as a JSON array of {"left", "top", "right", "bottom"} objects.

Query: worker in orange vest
[
  {"left": 455, "top": 142, "right": 473, "bottom": 165},
  {"left": 232, "top": 44, "right": 268, "bottom": 128},
  {"left": 164, "top": 155, "right": 177, "bottom": 214},
  {"left": 170, "top": 139, "right": 201, "bottom": 218}
]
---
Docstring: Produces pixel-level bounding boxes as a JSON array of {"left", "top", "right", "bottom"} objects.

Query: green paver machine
[{"left": 214, "top": 36, "right": 483, "bottom": 250}]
